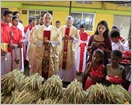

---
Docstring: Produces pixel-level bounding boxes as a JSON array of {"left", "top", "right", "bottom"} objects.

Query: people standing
[
  {"left": 28, "top": 13, "right": 61, "bottom": 79},
  {"left": 12, "top": 11, "right": 23, "bottom": 24},
  {"left": 87, "top": 20, "right": 112, "bottom": 66},
  {"left": 24, "top": 17, "right": 36, "bottom": 61},
  {"left": 110, "top": 30, "right": 125, "bottom": 51},
  {"left": 76, "top": 24, "right": 90, "bottom": 73},
  {"left": 38, "top": 14, "right": 44, "bottom": 26},
  {"left": 82, "top": 49, "right": 106, "bottom": 90},
  {"left": 105, "top": 50, "right": 126, "bottom": 87},
  {"left": 58, "top": 16, "right": 80, "bottom": 86},
  {"left": 10, "top": 16, "right": 23, "bottom": 70},
  {"left": 27, "top": 15, "right": 44, "bottom": 74},
  {"left": 55, "top": 20, "right": 61, "bottom": 29},
  {"left": 1, "top": 10, "right": 13, "bottom": 75},
  {"left": 12, "top": 11, "right": 25, "bottom": 72}
]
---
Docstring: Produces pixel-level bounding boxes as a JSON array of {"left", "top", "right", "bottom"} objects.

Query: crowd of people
[{"left": 1, "top": 10, "right": 131, "bottom": 93}]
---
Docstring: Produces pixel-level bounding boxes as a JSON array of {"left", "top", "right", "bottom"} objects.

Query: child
[
  {"left": 110, "top": 30, "right": 125, "bottom": 51},
  {"left": 105, "top": 50, "right": 126, "bottom": 86},
  {"left": 82, "top": 49, "right": 106, "bottom": 90}
]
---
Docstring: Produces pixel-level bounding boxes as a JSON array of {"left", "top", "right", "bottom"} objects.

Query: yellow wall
[
  {"left": 9, "top": 8, "right": 28, "bottom": 27},
  {"left": 7, "top": 8, "right": 118, "bottom": 36},
  {"left": 52, "top": 11, "right": 69, "bottom": 27},
  {"left": 18, "top": 9, "right": 28, "bottom": 27},
  {"left": 89, "top": 13, "right": 114, "bottom": 35},
  {"left": 4, "top": 1, "right": 130, "bottom": 34}
]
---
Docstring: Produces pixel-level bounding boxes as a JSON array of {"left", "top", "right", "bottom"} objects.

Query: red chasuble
[
  {"left": 11, "top": 26, "right": 22, "bottom": 44},
  {"left": 79, "top": 32, "right": 88, "bottom": 73},
  {"left": 62, "top": 28, "right": 70, "bottom": 69}
]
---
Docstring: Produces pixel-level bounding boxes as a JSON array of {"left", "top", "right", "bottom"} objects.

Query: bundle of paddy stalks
[
  {"left": 11, "top": 89, "right": 36, "bottom": 104},
  {"left": 1, "top": 72, "right": 17, "bottom": 94},
  {"left": 29, "top": 73, "right": 44, "bottom": 90},
  {"left": 107, "top": 84, "right": 131, "bottom": 104},
  {"left": 85, "top": 83, "right": 115, "bottom": 104},
  {"left": 36, "top": 97, "right": 63, "bottom": 104},
  {"left": 12, "top": 69, "right": 26, "bottom": 83},
  {"left": 16, "top": 76, "right": 32, "bottom": 91},
  {"left": 1, "top": 95, "right": 13, "bottom": 104},
  {"left": 17, "top": 73, "right": 44, "bottom": 91},
  {"left": 62, "top": 79, "right": 85, "bottom": 104},
  {"left": 39, "top": 75, "right": 63, "bottom": 100}
]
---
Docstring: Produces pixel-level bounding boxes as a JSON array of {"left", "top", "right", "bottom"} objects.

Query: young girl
[
  {"left": 87, "top": 20, "right": 112, "bottom": 66},
  {"left": 82, "top": 49, "right": 106, "bottom": 90},
  {"left": 105, "top": 50, "right": 126, "bottom": 86}
]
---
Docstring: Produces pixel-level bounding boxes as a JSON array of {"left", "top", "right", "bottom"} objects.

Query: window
[
  {"left": 76, "top": 1, "right": 92, "bottom": 4},
  {"left": 113, "top": 15, "right": 131, "bottom": 40},
  {"left": 71, "top": 12, "right": 95, "bottom": 31},
  {"left": 28, "top": 10, "right": 52, "bottom": 24}
]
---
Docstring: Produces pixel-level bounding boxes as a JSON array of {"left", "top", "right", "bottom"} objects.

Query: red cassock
[
  {"left": 11, "top": 26, "right": 23, "bottom": 69},
  {"left": 79, "top": 32, "right": 89, "bottom": 73},
  {"left": 1, "top": 22, "right": 12, "bottom": 52},
  {"left": 24, "top": 25, "right": 33, "bottom": 34},
  {"left": 11, "top": 26, "right": 22, "bottom": 44},
  {"left": 1, "top": 22, "right": 11, "bottom": 43}
]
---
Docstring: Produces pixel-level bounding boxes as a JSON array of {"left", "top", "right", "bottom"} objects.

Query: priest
[
  {"left": 58, "top": 16, "right": 80, "bottom": 85},
  {"left": 28, "top": 13, "right": 61, "bottom": 79}
]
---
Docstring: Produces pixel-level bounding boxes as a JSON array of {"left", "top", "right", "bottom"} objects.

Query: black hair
[
  {"left": 12, "top": 11, "right": 19, "bottom": 16},
  {"left": 112, "top": 26, "right": 118, "bottom": 29},
  {"left": 111, "top": 50, "right": 122, "bottom": 58},
  {"left": 93, "top": 49, "right": 104, "bottom": 64},
  {"left": 12, "top": 16, "right": 18, "bottom": 21},
  {"left": 80, "top": 24, "right": 85, "bottom": 28},
  {"left": 3, "top": 10, "right": 12, "bottom": 16},
  {"left": 56, "top": 20, "right": 60, "bottom": 23},
  {"left": 29, "top": 17, "right": 36, "bottom": 23},
  {"left": 40, "top": 14, "right": 44, "bottom": 18},
  {"left": 110, "top": 30, "right": 120, "bottom": 38},
  {"left": 94, "top": 20, "right": 109, "bottom": 38}
]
